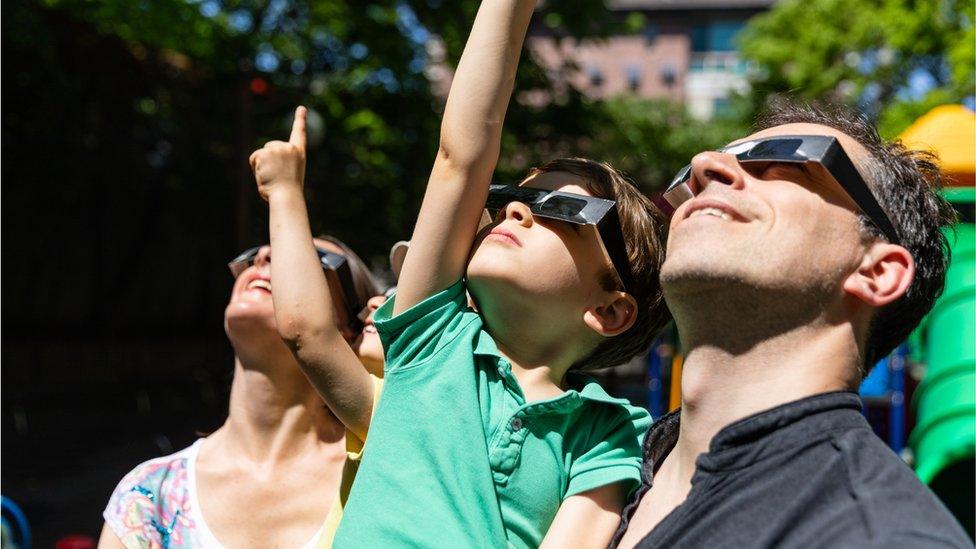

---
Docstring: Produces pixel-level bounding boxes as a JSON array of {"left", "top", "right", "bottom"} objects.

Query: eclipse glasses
[
  {"left": 485, "top": 184, "right": 633, "bottom": 291},
  {"left": 663, "top": 135, "right": 900, "bottom": 245},
  {"left": 228, "top": 246, "right": 365, "bottom": 329}
]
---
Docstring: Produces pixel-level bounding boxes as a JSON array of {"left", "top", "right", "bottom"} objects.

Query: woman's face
[
  {"left": 351, "top": 294, "right": 387, "bottom": 375},
  {"left": 224, "top": 238, "right": 363, "bottom": 344},
  {"left": 224, "top": 244, "right": 277, "bottom": 337},
  {"left": 225, "top": 238, "right": 388, "bottom": 376}
]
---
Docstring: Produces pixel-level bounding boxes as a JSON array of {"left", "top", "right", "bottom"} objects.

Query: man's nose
[
  {"left": 689, "top": 151, "right": 745, "bottom": 193},
  {"left": 254, "top": 245, "right": 272, "bottom": 268},
  {"left": 502, "top": 201, "right": 533, "bottom": 227}
]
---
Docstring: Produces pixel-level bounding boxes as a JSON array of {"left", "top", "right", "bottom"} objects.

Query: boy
[{"left": 260, "top": 0, "right": 670, "bottom": 546}]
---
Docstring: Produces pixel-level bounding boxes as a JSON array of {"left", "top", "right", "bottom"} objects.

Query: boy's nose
[
  {"left": 367, "top": 295, "right": 386, "bottom": 310},
  {"left": 502, "top": 201, "right": 533, "bottom": 226},
  {"left": 689, "top": 151, "right": 745, "bottom": 193}
]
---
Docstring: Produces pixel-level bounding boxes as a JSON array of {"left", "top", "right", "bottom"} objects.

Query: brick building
[{"left": 528, "top": 0, "right": 776, "bottom": 119}]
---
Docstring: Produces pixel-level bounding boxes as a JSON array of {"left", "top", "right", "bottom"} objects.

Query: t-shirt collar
[
  {"left": 640, "top": 391, "right": 864, "bottom": 475},
  {"left": 707, "top": 390, "right": 862, "bottom": 454}
]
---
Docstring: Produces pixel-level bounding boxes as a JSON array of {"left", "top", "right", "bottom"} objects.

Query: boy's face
[
  {"left": 466, "top": 170, "right": 617, "bottom": 322},
  {"left": 350, "top": 294, "right": 388, "bottom": 374}
]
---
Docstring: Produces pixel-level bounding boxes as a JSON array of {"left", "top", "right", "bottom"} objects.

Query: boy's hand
[
  {"left": 392, "top": 0, "right": 535, "bottom": 315},
  {"left": 250, "top": 106, "right": 308, "bottom": 201}
]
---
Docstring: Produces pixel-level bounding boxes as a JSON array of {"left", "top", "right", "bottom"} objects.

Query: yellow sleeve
[{"left": 317, "top": 374, "right": 385, "bottom": 549}]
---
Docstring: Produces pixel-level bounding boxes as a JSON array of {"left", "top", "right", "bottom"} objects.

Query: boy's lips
[
  {"left": 487, "top": 227, "right": 521, "bottom": 247},
  {"left": 363, "top": 318, "right": 377, "bottom": 334}
]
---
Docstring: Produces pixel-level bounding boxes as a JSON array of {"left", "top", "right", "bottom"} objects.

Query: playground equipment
[
  {"left": 900, "top": 104, "right": 976, "bottom": 187},
  {"left": 910, "top": 220, "right": 976, "bottom": 485},
  {"left": 1, "top": 496, "right": 31, "bottom": 549},
  {"left": 901, "top": 105, "right": 975, "bottom": 538},
  {"left": 909, "top": 200, "right": 975, "bottom": 538}
]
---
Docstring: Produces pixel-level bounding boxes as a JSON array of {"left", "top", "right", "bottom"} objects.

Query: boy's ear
[
  {"left": 842, "top": 242, "right": 914, "bottom": 307},
  {"left": 583, "top": 291, "right": 638, "bottom": 338}
]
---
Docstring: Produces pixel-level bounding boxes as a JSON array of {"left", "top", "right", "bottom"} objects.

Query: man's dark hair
[{"left": 756, "top": 97, "right": 958, "bottom": 373}]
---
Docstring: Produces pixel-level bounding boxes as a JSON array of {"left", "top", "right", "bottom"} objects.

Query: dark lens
[
  {"left": 486, "top": 185, "right": 548, "bottom": 212},
  {"left": 485, "top": 193, "right": 511, "bottom": 212},
  {"left": 746, "top": 138, "right": 803, "bottom": 159},
  {"left": 538, "top": 196, "right": 586, "bottom": 218}
]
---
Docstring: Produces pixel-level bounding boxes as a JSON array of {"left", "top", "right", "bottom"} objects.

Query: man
[{"left": 613, "top": 100, "right": 971, "bottom": 548}]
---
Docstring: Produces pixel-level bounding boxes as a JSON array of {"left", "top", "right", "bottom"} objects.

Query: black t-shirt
[{"left": 612, "top": 392, "right": 971, "bottom": 548}]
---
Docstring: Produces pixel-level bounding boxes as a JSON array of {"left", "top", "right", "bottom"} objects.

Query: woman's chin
[{"left": 224, "top": 305, "right": 277, "bottom": 337}]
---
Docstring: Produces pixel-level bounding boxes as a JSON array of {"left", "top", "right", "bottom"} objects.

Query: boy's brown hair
[{"left": 525, "top": 158, "right": 671, "bottom": 371}]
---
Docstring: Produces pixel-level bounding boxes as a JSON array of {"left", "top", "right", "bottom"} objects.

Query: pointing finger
[{"left": 289, "top": 106, "right": 307, "bottom": 150}]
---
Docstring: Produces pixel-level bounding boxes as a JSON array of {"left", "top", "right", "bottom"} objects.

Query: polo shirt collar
[
  {"left": 471, "top": 329, "right": 634, "bottom": 410},
  {"left": 472, "top": 328, "right": 502, "bottom": 359},
  {"left": 568, "top": 372, "right": 638, "bottom": 407}
]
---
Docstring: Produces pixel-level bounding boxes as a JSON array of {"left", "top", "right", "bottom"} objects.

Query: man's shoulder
[{"left": 827, "top": 428, "right": 970, "bottom": 546}]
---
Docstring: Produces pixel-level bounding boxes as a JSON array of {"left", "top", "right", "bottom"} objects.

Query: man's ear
[
  {"left": 842, "top": 242, "right": 914, "bottom": 307},
  {"left": 583, "top": 291, "right": 638, "bottom": 337}
]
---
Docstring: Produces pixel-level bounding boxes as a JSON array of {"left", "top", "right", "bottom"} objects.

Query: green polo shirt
[{"left": 334, "top": 280, "right": 650, "bottom": 548}]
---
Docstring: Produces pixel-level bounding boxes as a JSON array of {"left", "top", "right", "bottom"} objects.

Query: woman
[{"left": 98, "top": 237, "right": 384, "bottom": 549}]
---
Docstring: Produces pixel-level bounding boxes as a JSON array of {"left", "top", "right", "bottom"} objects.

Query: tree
[{"left": 738, "top": 0, "right": 975, "bottom": 137}]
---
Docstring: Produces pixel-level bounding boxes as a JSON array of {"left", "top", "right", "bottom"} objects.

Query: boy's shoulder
[
  {"left": 555, "top": 374, "right": 650, "bottom": 498},
  {"left": 373, "top": 279, "right": 485, "bottom": 372}
]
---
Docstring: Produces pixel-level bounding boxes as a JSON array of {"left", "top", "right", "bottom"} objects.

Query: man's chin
[{"left": 660, "top": 259, "right": 755, "bottom": 296}]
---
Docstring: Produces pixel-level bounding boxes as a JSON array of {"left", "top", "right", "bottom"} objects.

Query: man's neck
[
  {"left": 217, "top": 354, "right": 344, "bottom": 466},
  {"left": 669, "top": 315, "right": 860, "bottom": 486}
]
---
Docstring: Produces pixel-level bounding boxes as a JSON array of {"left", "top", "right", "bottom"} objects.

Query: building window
[
  {"left": 588, "top": 67, "right": 604, "bottom": 88},
  {"left": 691, "top": 20, "right": 746, "bottom": 52},
  {"left": 626, "top": 66, "right": 641, "bottom": 91},
  {"left": 713, "top": 97, "right": 732, "bottom": 118},
  {"left": 643, "top": 23, "right": 659, "bottom": 42},
  {"left": 660, "top": 64, "right": 677, "bottom": 88}
]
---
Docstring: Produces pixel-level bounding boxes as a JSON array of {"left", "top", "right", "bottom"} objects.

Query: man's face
[{"left": 661, "top": 123, "right": 873, "bottom": 301}]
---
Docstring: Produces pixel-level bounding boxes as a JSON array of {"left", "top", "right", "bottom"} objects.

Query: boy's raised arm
[
  {"left": 251, "top": 107, "right": 374, "bottom": 441},
  {"left": 393, "top": 0, "right": 536, "bottom": 315}
]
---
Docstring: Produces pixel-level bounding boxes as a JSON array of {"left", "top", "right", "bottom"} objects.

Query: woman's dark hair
[{"left": 317, "top": 235, "right": 380, "bottom": 313}]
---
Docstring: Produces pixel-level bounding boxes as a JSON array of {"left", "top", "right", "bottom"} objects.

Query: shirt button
[
  {"left": 497, "top": 366, "right": 506, "bottom": 377},
  {"left": 510, "top": 418, "right": 523, "bottom": 431}
]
